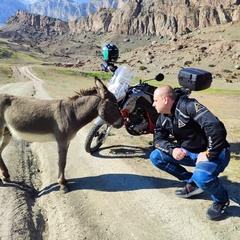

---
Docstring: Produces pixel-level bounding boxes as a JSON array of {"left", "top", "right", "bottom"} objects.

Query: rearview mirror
[{"left": 155, "top": 73, "right": 164, "bottom": 81}]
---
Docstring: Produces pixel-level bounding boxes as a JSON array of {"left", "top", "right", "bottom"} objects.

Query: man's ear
[{"left": 163, "top": 96, "right": 168, "bottom": 104}]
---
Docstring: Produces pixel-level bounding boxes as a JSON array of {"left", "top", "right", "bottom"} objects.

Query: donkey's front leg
[
  {"left": 57, "top": 141, "right": 70, "bottom": 193},
  {"left": 0, "top": 128, "right": 12, "bottom": 182}
]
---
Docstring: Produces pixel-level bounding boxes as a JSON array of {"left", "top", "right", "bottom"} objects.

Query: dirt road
[{"left": 0, "top": 67, "right": 239, "bottom": 240}]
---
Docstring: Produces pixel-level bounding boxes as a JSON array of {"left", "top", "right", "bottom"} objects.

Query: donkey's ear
[{"left": 95, "top": 76, "right": 108, "bottom": 99}]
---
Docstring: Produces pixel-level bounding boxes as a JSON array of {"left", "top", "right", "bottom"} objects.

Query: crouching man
[{"left": 150, "top": 85, "right": 230, "bottom": 220}]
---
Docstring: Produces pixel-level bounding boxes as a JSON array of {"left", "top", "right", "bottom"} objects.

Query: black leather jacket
[{"left": 153, "top": 95, "right": 229, "bottom": 161}]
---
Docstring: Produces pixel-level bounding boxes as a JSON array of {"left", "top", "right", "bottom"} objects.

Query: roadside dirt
[{"left": 0, "top": 65, "right": 239, "bottom": 240}]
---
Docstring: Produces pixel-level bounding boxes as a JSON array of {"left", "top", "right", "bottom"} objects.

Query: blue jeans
[{"left": 150, "top": 148, "right": 230, "bottom": 202}]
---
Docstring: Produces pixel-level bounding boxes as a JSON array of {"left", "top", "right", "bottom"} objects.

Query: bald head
[
  {"left": 153, "top": 85, "right": 176, "bottom": 114},
  {"left": 154, "top": 85, "right": 177, "bottom": 100}
]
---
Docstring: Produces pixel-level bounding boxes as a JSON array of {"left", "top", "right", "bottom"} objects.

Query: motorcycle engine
[{"left": 125, "top": 108, "right": 149, "bottom": 135}]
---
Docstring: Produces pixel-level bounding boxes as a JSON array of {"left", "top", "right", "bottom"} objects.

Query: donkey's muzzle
[{"left": 112, "top": 117, "right": 124, "bottom": 129}]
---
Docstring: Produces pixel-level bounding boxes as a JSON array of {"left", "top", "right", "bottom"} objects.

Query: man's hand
[
  {"left": 172, "top": 148, "right": 187, "bottom": 160},
  {"left": 196, "top": 151, "right": 209, "bottom": 164}
]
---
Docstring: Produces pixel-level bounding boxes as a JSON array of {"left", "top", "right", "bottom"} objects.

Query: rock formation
[
  {"left": 70, "top": 0, "right": 240, "bottom": 37},
  {"left": 4, "top": 0, "right": 240, "bottom": 38},
  {"left": 6, "top": 10, "right": 69, "bottom": 34}
]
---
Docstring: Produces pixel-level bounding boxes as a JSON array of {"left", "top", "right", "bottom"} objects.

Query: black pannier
[{"left": 178, "top": 68, "right": 212, "bottom": 91}]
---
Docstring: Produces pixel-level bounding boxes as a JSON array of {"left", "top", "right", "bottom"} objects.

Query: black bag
[{"left": 178, "top": 68, "right": 212, "bottom": 91}]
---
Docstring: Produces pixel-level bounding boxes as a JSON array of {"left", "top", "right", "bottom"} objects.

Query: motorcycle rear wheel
[{"left": 84, "top": 124, "right": 109, "bottom": 153}]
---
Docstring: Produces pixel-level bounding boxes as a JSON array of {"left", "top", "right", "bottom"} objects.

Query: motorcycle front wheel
[{"left": 84, "top": 123, "right": 110, "bottom": 153}]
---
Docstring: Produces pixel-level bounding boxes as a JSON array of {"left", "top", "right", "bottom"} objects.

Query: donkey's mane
[{"left": 68, "top": 87, "right": 98, "bottom": 101}]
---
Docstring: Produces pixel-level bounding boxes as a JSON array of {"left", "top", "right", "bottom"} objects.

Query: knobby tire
[{"left": 84, "top": 124, "right": 108, "bottom": 153}]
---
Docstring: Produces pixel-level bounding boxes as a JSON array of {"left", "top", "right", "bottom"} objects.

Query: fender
[{"left": 94, "top": 116, "right": 105, "bottom": 125}]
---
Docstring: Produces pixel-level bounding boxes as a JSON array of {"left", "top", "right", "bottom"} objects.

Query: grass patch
[
  {"left": 0, "top": 64, "right": 16, "bottom": 84},
  {"left": 32, "top": 66, "right": 113, "bottom": 98},
  {"left": 0, "top": 46, "right": 40, "bottom": 64},
  {"left": 33, "top": 66, "right": 112, "bottom": 81},
  {"left": 202, "top": 88, "right": 240, "bottom": 94},
  {"left": 80, "top": 71, "right": 112, "bottom": 80},
  {"left": 139, "top": 66, "right": 147, "bottom": 71}
]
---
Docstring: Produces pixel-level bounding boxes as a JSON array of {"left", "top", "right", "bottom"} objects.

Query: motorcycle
[{"left": 84, "top": 64, "right": 192, "bottom": 153}]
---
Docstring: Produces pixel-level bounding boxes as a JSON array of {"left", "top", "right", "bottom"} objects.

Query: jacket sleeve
[
  {"left": 186, "top": 98, "right": 228, "bottom": 160},
  {"left": 153, "top": 115, "right": 178, "bottom": 156}
]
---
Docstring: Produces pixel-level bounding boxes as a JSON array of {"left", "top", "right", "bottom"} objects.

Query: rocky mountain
[
  {"left": 70, "top": 0, "right": 240, "bottom": 37},
  {"left": 0, "top": 0, "right": 239, "bottom": 92},
  {"left": 27, "top": 0, "right": 126, "bottom": 21},
  {"left": 90, "top": 0, "right": 126, "bottom": 9},
  {"left": 2, "top": 10, "right": 69, "bottom": 40},
  {"left": 0, "top": 0, "right": 126, "bottom": 25},
  {"left": 27, "top": 0, "right": 95, "bottom": 21},
  {"left": 2, "top": 0, "right": 240, "bottom": 39}
]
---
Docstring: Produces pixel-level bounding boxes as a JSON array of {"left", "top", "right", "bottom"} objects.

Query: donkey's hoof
[
  {"left": 60, "top": 185, "right": 69, "bottom": 194},
  {"left": 2, "top": 177, "right": 10, "bottom": 183}
]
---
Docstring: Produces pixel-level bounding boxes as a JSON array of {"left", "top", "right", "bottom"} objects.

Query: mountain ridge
[
  {"left": 0, "top": 0, "right": 125, "bottom": 24},
  {"left": 2, "top": 1, "right": 239, "bottom": 38},
  {"left": 70, "top": 0, "right": 240, "bottom": 37}
]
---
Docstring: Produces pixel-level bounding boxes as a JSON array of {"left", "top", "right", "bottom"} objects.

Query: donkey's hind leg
[
  {"left": 0, "top": 127, "right": 12, "bottom": 182},
  {"left": 57, "top": 141, "right": 70, "bottom": 193}
]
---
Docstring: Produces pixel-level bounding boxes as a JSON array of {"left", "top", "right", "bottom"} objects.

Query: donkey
[{"left": 0, "top": 77, "right": 123, "bottom": 192}]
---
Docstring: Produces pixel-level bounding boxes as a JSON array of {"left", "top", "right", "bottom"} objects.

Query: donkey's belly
[{"left": 9, "top": 126, "right": 56, "bottom": 142}]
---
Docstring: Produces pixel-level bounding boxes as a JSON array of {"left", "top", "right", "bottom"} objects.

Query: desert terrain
[{"left": 0, "top": 21, "right": 239, "bottom": 240}]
